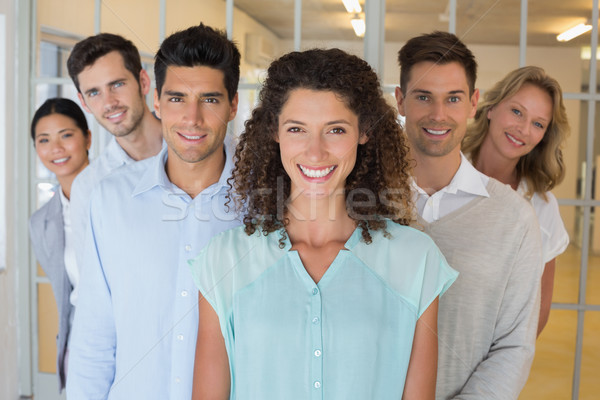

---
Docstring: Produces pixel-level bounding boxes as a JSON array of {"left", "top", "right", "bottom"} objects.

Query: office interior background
[{"left": 0, "top": 0, "right": 598, "bottom": 399}]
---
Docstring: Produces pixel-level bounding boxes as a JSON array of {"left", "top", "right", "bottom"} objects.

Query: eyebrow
[
  {"left": 410, "top": 88, "right": 466, "bottom": 95},
  {"left": 281, "top": 119, "right": 352, "bottom": 125},
  {"left": 163, "top": 90, "right": 225, "bottom": 98},
  {"left": 35, "top": 128, "right": 75, "bottom": 137}
]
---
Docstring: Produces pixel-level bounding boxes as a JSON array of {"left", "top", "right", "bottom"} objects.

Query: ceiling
[{"left": 232, "top": 0, "right": 596, "bottom": 47}]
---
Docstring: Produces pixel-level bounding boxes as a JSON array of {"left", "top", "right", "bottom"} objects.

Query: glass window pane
[
  {"left": 554, "top": 206, "right": 580, "bottom": 305},
  {"left": 521, "top": 310, "right": 577, "bottom": 399},
  {"left": 232, "top": 88, "right": 260, "bottom": 140},
  {"left": 586, "top": 217, "right": 600, "bottom": 304},
  {"left": 37, "top": 283, "right": 59, "bottom": 374},
  {"left": 581, "top": 311, "right": 600, "bottom": 398},
  {"left": 37, "top": 0, "right": 95, "bottom": 40}
]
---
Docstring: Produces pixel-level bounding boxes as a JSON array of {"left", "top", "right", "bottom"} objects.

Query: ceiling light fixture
[
  {"left": 342, "top": 0, "right": 361, "bottom": 13},
  {"left": 557, "top": 22, "right": 592, "bottom": 42},
  {"left": 351, "top": 14, "right": 365, "bottom": 38}
]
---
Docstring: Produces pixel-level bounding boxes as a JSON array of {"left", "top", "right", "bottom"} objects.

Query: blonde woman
[{"left": 463, "top": 66, "right": 570, "bottom": 335}]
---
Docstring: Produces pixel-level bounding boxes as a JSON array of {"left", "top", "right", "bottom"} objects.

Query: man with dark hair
[
  {"left": 67, "top": 24, "right": 241, "bottom": 399},
  {"left": 396, "top": 31, "right": 543, "bottom": 399},
  {"left": 67, "top": 33, "right": 163, "bottom": 287}
]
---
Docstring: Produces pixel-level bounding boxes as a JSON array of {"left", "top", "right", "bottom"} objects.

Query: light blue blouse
[{"left": 190, "top": 220, "right": 457, "bottom": 400}]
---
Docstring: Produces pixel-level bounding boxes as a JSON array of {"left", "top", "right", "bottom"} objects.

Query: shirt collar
[
  {"left": 412, "top": 152, "right": 489, "bottom": 198},
  {"left": 105, "top": 136, "right": 136, "bottom": 165},
  {"left": 133, "top": 136, "right": 236, "bottom": 198}
]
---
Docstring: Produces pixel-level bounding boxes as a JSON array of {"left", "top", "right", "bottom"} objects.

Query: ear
[
  {"left": 77, "top": 92, "right": 91, "bottom": 114},
  {"left": 85, "top": 130, "right": 92, "bottom": 151},
  {"left": 358, "top": 133, "right": 369, "bottom": 145},
  {"left": 469, "top": 88, "right": 480, "bottom": 119},
  {"left": 395, "top": 86, "right": 406, "bottom": 117},
  {"left": 139, "top": 69, "right": 151, "bottom": 96},
  {"left": 153, "top": 88, "right": 161, "bottom": 119},
  {"left": 228, "top": 92, "right": 239, "bottom": 122}
]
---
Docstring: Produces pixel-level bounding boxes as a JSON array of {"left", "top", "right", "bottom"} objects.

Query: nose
[
  {"left": 429, "top": 100, "right": 447, "bottom": 122},
  {"left": 182, "top": 101, "right": 204, "bottom": 126},
  {"left": 50, "top": 138, "right": 64, "bottom": 153},
  {"left": 103, "top": 90, "right": 119, "bottom": 110},
  {"left": 305, "top": 132, "right": 327, "bottom": 162}
]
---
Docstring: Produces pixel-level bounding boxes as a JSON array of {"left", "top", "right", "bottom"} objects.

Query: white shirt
[
  {"left": 59, "top": 189, "right": 78, "bottom": 306},
  {"left": 413, "top": 153, "right": 490, "bottom": 222},
  {"left": 517, "top": 182, "right": 569, "bottom": 263}
]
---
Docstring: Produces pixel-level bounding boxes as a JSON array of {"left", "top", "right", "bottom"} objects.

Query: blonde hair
[{"left": 463, "top": 66, "right": 569, "bottom": 200}]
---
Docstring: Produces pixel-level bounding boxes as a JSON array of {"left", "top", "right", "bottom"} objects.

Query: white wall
[{"left": 0, "top": 0, "right": 21, "bottom": 398}]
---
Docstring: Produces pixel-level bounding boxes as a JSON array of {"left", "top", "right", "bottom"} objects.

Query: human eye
[
  {"left": 417, "top": 95, "right": 429, "bottom": 101},
  {"left": 534, "top": 121, "right": 544, "bottom": 129},
  {"left": 329, "top": 127, "right": 346, "bottom": 134},
  {"left": 62, "top": 132, "right": 74, "bottom": 139},
  {"left": 87, "top": 90, "right": 99, "bottom": 98},
  {"left": 168, "top": 97, "right": 183, "bottom": 103},
  {"left": 37, "top": 138, "right": 48, "bottom": 144},
  {"left": 287, "top": 126, "right": 304, "bottom": 133},
  {"left": 512, "top": 108, "right": 522, "bottom": 116},
  {"left": 113, "top": 81, "right": 125, "bottom": 89},
  {"left": 203, "top": 97, "right": 219, "bottom": 104},
  {"left": 448, "top": 96, "right": 460, "bottom": 103}
]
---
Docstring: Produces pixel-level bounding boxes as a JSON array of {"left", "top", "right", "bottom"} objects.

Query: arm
[
  {"left": 537, "top": 259, "right": 556, "bottom": 336},
  {"left": 66, "top": 194, "right": 116, "bottom": 399},
  {"left": 403, "top": 297, "right": 439, "bottom": 400},
  {"left": 454, "top": 216, "right": 542, "bottom": 399},
  {"left": 192, "top": 293, "right": 230, "bottom": 400}
]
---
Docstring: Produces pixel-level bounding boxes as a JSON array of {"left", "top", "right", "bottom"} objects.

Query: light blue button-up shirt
[
  {"left": 190, "top": 221, "right": 457, "bottom": 399},
  {"left": 70, "top": 137, "right": 138, "bottom": 305},
  {"left": 67, "top": 143, "right": 240, "bottom": 400}
]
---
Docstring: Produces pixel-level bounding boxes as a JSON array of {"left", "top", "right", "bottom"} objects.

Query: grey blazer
[{"left": 29, "top": 189, "right": 72, "bottom": 392}]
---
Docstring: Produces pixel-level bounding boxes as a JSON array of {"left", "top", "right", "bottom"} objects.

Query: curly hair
[
  {"left": 230, "top": 48, "right": 414, "bottom": 245},
  {"left": 463, "top": 66, "right": 569, "bottom": 200}
]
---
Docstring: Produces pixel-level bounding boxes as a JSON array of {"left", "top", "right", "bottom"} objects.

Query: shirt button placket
[{"left": 310, "top": 285, "right": 323, "bottom": 400}]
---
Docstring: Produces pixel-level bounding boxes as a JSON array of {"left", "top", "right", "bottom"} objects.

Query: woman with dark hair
[
  {"left": 190, "top": 48, "right": 457, "bottom": 399},
  {"left": 28, "top": 97, "right": 91, "bottom": 391},
  {"left": 463, "top": 66, "right": 570, "bottom": 336}
]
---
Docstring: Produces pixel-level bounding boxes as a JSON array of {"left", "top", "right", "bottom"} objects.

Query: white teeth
[
  {"left": 107, "top": 111, "right": 124, "bottom": 120},
  {"left": 181, "top": 134, "right": 202, "bottom": 140},
  {"left": 298, "top": 165, "right": 335, "bottom": 178},
  {"left": 52, "top": 157, "right": 69, "bottom": 163},
  {"left": 506, "top": 133, "right": 524, "bottom": 146},
  {"left": 425, "top": 128, "right": 449, "bottom": 136}
]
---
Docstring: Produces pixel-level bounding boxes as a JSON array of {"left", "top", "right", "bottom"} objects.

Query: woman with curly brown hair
[
  {"left": 190, "top": 48, "right": 457, "bottom": 400},
  {"left": 463, "top": 66, "right": 570, "bottom": 336}
]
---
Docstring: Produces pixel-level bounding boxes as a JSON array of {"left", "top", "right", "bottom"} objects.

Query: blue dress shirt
[
  {"left": 67, "top": 143, "right": 240, "bottom": 400},
  {"left": 190, "top": 221, "right": 457, "bottom": 400}
]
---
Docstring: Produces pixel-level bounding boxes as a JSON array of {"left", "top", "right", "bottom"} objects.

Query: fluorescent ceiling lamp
[
  {"left": 351, "top": 17, "right": 365, "bottom": 37},
  {"left": 342, "top": 0, "right": 361, "bottom": 13},
  {"left": 557, "top": 23, "right": 592, "bottom": 42}
]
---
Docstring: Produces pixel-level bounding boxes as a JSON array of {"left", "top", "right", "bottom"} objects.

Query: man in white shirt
[
  {"left": 395, "top": 31, "right": 543, "bottom": 399},
  {"left": 66, "top": 33, "right": 163, "bottom": 286}
]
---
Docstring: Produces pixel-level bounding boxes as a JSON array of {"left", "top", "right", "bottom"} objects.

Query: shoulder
[
  {"left": 483, "top": 178, "right": 537, "bottom": 223},
  {"left": 92, "top": 157, "right": 153, "bottom": 198},
  {"left": 29, "top": 191, "right": 60, "bottom": 229},
  {"left": 370, "top": 220, "right": 440, "bottom": 252}
]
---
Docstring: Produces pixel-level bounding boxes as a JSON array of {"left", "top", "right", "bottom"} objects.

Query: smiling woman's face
[
  {"left": 277, "top": 88, "right": 366, "bottom": 202},
  {"left": 484, "top": 83, "right": 553, "bottom": 162},
  {"left": 34, "top": 113, "right": 90, "bottom": 181}
]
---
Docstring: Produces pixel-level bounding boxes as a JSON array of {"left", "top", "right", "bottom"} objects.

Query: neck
[
  {"left": 115, "top": 109, "right": 162, "bottom": 161},
  {"left": 475, "top": 138, "right": 519, "bottom": 189},
  {"left": 285, "top": 189, "right": 356, "bottom": 247},
  {"left": 57, "top": 159, "right": 90, "bottom": 200},
  {"left": 412, "top": 149, "right": 462, "bottom": 195},
  {"left": 165, "top": 146, "right": 225, "bottom": 198}
]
